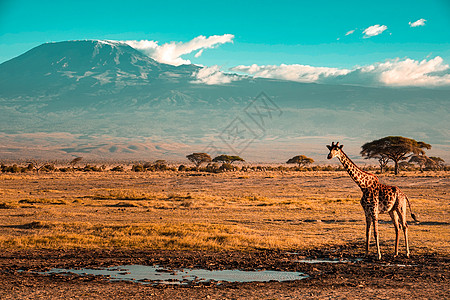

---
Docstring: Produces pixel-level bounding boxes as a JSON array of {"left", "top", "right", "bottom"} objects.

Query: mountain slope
[
  {"left": 0, "top": 40, "right": 198, "bottom": 96},
  {"left": 0, "top": 40, "right": 448, "bottom": 162}
]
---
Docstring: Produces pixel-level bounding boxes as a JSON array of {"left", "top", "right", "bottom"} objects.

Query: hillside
[{"left": 0, "top": 40, "right": 448, "bottom": 162}]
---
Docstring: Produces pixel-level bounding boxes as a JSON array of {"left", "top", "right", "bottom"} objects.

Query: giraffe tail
[{"left": 405, "top": 195, "right": 419, "bottom": 222}]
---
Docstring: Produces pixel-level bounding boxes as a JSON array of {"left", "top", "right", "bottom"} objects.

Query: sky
[{"left": 1, "top": 0, "right": 450, "bottom": 87}]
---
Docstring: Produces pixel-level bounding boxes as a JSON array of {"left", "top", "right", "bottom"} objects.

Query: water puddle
[
  {"left": 295, "top": 258, "right": 414, "bottom": 267},
  {"left": 296, "top": 258, "right": 363, "bottom": 264},
  {"left": 40, "top": 265, "right": 308, "bottom": 285},
  {"left": 383, "top": 263, "right": 417, "bottom": 267}
]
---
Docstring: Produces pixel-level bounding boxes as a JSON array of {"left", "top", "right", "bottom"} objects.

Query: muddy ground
[{"left": 1, "top": 245, "right": 448, "bottom": 299}]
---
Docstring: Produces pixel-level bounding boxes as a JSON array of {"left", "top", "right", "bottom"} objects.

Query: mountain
[
  {"left": 0, "top": 40, "right": 200, "bottom": 108},
  {"left": 0, "top": 40, "right": 449, "bottom": 162}
]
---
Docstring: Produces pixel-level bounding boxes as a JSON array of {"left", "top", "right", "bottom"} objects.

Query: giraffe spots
[
  {"left": 377, "top": 184, "right": 398, "bottom": 213},
  {"left": 333, "top": 148, "right": 414, "bottom": 258}
]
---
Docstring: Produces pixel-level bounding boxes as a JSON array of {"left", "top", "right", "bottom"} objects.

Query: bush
[
  {"left": 219, "top": 163, "right": 235, "bottom": 172},
  {"left": 82, "top": 165, "right": 103, "bottom": 172},
  {"left": 40, "top": 164, "right": 56, "bottom": 172},
  {"left": 131, "top": 164, "right": 145, "bottom": 172},
  {"left": 111, "top": 166, "right": 124, "bottom": 172},
  {"left": 1, "top": 164, "right": 25, "bottom": 173},
  {"left": 321, "top": 165, "right": 335, "bottom": 171},
  {"left": 203, "top": 163, "right": 220, "bottom": 173}
]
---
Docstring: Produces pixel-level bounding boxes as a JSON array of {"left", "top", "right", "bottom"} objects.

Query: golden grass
[
  {"left": 0, "top": 220, "right": 345, "bottom": 251},
  {"left": 0, "top": 171, "right": 448, "bottom": 254}
]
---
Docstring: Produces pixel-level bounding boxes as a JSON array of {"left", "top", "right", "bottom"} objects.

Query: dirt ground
[{"left": 0, "top": 171, "right": 449, "bottom": 299}]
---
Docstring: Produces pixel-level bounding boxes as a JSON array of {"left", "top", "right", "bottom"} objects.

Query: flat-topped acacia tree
[
  {"left": 186, "top": 153, "right": 212, "bottom": 168},
  {"left": 69, "top": 157, "right": 83, "bottom": 171},
  {"left": 286, "top": 155, "right": 314, "bottom": 167},
  {"left": 409, "top": 155, "right": 432, "bottom": 171},
  {"left": 428, "top": 157, "right": 445, "bottom": 170},
  {"left": 212, "top": 155, "right": 245, "bottom": 164},
  {"left": 410, "top": 155, "right": 445, "bottom": 171},
  {"left": 361, "top": 136, "right": 431, "bottom": 175}
]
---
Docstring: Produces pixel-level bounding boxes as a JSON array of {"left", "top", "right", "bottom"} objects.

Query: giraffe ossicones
[{"left": 326, "top": 141, "right": 417, "bottom": 259}]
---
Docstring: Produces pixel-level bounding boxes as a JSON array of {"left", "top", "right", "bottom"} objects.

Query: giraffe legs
[
  {"left": 397, "top": 206, "right": 410, "bottom": 258},
  {"left": 364, "top": 214, "right": 372, "bottom": 257},
  {"left": 362, "top": 196, "right": 382, "bottom": 259},
  {"left": 389, "top": 210, "right": 400, "bottom": 257},
  {"left": 372, "top": 216, "right": 381, "bottom": 260},
  {"left": 364, "top": 213, "right": 382, "bottom": 259}
]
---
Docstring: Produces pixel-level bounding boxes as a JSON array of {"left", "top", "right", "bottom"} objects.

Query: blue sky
[{"left": 1, "top": 0, "right": 450, "bottom": 86}]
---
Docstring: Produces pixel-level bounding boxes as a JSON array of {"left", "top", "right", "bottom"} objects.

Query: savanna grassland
[
  {"left": 0, "top": 170, "right": 449, "bottom": 299},
  {"left": 0, "top": 170, "right": 448, "bottom": 252}
]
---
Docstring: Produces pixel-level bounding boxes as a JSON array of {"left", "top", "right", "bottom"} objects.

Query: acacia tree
[
  {"left": 27, "top": 160, "right": 58, "bottom": 173},
  {"left": 186, "top": 153, "right": 212, "bottom": 168},
  {"left": 26, "top": 160, "right": 46, "bottom": 173},
  {"left": 69, "top": 157, "right": 83, "bottom": 171},
  {"left": 427, "top": 157, "right": 445, "bottom": 170},
  {"left": 212, "top": 155, "right": 245, "bottom": 164},
  {"left": 409, "top": 155, "right": 431, "bottom": 171},
  {"left": 359, "top": 151, "right": 390, "bottom": 173},
  {"left": 286, "top": 155, "right": 314, "bottom": 167},
  {"left": 361, "top": 136, "right": 431, "bottom": 175}
]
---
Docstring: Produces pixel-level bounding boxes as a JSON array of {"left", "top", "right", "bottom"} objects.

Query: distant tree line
[
  {"left": 0, "top": 137, "right": 446, "bottom": 175},
  {"left": 1, "top": 160, "right": 446, "bottom": 174}
]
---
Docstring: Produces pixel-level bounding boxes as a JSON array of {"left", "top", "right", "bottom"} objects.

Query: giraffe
[{"left": 326, "top": 142, "right": 418, "bottom": 259}]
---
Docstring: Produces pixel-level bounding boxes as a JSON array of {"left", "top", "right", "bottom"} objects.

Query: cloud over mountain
[
  {"left": 192, "top": 65, "right": 241, "bottom": 85},
  {"left": 230, "top": 56, "right": 450, "bottom": 87},
  {"left": 231, "top": 64, "right": 350, "bottom": 83},
  {"left": 124, "top": 34, "right": 234, "bottom": 66}
]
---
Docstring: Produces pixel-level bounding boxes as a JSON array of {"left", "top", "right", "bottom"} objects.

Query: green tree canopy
[
  {"left": 212, "top": 155, "right": 245, "bottom": 164},
  {"left": 186, "top": 153, "right": 212, "bottom": 168},
  {"left": 286, "top": 155, "right": 314, "bottom": 167},
  {"left": 361, "top": 136, "right": 431, "bottom": 175}
]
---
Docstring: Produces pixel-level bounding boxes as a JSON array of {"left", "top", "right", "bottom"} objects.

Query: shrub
[
  {"left": 82, "top": 165, "right": 103, "bottom": 172},
  {"left": 40, "top": 164, "right": 56, "bottom": 172},
  {"left": 1, "top": 164, "right": 25, "bottom": 173},
  {"left": 219, "top": 163, "right": 235, "bottom": 172},
  {"left": 111, "top": 166, "right": 124, "bottom": 172},
  {"left": 131, "top": 164, "right": 145, "bottom": 172}
]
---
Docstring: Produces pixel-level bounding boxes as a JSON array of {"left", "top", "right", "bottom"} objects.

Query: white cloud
[
  {"left": 231, "top": 64, "right": 350, "bottom": 83},
  {"left": 124, "top": 34, "right": 234, "bottom": 66},
  {"left": 194, "top": 49, "right": 204, "bottom": 58},
  {"left": 230, "top": 57, "right": 450, "bottom": 87},
  {"left": 365, "top": 56, "right": 450, "bottom": 86},
  {"left": 345, "top": 29, "right": 355, "bottom": 36},
  {"left": 362, "top": 24, "right": 388, "bottom": 38},
  {"left": 409, "top": 18, "right": 426, "bottom": 27},
  {"left": 192, "top": 65, "right": 241, "bottom": 85}
]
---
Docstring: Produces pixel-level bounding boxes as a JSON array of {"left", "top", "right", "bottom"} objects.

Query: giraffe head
[{"left": 326, "top": 142, "right": 344, "bottom": 159}]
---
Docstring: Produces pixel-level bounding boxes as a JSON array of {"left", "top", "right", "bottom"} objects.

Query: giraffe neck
[{"left": 338, "top": 151, "right": 378, "bottom": 189}]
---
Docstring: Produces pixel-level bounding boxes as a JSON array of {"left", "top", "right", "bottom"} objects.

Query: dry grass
[{"left": 0, "top": 171, "right": 448, "bottom": 254}]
